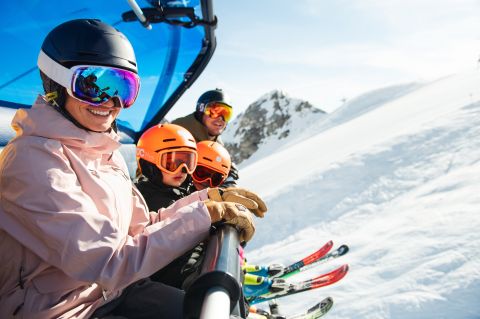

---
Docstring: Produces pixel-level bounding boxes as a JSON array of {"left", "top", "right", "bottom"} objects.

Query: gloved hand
[
  {"left": 207, "top": 187, "right": 268, "bottom": 218},
  {"left": 204, "top": 200, "right": 255, "bottom": 242}
]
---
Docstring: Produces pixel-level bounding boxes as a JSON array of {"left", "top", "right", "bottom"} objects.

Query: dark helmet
[
  {"left": 37, "top": 19, "right": 137, "bottom": 131},
  {"left": 41, "top": 18, "right": 137, "bottom": 73},
  {"left": 195, "top": 88, "right": 232, "bottom": 114}
]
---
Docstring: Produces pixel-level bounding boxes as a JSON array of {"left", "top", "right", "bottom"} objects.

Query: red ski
[{"left": 248, "top": 264, "right": 349, "bottom": 304}]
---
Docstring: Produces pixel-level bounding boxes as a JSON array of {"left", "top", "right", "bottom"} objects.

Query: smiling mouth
[{"left": 87, "top": 108, "right": 112, "bottom": 117}]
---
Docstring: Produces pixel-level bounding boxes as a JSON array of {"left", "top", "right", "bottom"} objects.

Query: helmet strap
[{"left": 44, "top": 91, "right": 60, "bottom": 107}]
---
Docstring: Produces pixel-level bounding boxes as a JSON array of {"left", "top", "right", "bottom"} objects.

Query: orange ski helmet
[
  {"left": 192, "top": 141, "right": 231, "bottom": 187},
  {"left": 137, "top": 123, "right": 197, "bottom": 174}
]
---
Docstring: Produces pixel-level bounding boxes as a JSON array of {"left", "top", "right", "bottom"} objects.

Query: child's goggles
[
  {"left": 38, "top": 50, "right": 140, "bottom": 108},
  {"left": 137, "top": 147, "right": 197, "bottom": 174},
  {"left": 204, "top": 102, "right": 233, "bottom": 122},
  {"left": 192, "top": 164, "right": 227, "bottom": 187}
]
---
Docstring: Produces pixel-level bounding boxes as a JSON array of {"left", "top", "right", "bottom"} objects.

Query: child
[
  {"left": 192, "top": 140, "right": 232, "bottom": 190},
  {"left": 135, "top": 123, "right": 198, "bottom": 211}
]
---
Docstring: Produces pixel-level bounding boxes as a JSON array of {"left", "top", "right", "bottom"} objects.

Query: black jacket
[
  {"left": 135, "top": 175, "right": 199, "bottom": 288},
  {"left": 135, "top": 175, "right": 194, "bottom": 212}
]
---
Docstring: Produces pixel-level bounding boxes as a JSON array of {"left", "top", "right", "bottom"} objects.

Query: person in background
[
  {"left": 0, "top": 19, "right": 258, "bottom": 319},
  {"left": 172, "top": 88, "right": 239, "bottom": 187}
]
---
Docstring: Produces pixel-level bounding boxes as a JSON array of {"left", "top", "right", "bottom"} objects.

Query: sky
[
  {"left": 239, "top": 69, "right": 480, "bottom": 318},
  {"left": 166, "top": 0, "right": 480, "bottom": 121}
]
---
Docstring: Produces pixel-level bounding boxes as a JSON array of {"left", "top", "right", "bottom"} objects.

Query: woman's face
[
  {"left": 64, "top": 95, "right": 121, "bottom": 132},
  {"left": 162, "top": 169, "right": 188, "bottom": 187}
]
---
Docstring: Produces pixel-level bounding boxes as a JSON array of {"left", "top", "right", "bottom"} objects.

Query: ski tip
[
  {"left": 338, "top": 244, "right": 349, "bottom": 255},
  {"left": 306, "top": 296, "right": 334, "bottom": 316},
  {"left": 324, "top": 296, "right": 334, "bottom": 304},
  {"left": 322, "top": 297, "right": 334, "bottom": 314},
  {"left": 317, "top": 296, "right": 334, "bottom": 308},
  {"left": 331, "top": 264, "right": 349, "bottom": 282}
]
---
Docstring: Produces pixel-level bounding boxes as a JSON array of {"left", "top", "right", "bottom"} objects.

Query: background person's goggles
[
  {"left": 38, "top": 50, "right": 140, "bottom": 108},
  {"left": 137, "top": 148, "right": 197, "bottom": 174},
  {"left": 204, "top": 102, "right": 233, "bottom": 122},
  {"left": 192, "top": 165, "right": 227, "bottom": 187}
]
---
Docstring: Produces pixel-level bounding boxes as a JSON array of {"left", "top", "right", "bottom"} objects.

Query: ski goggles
[
  {"left": 137, "top": 147, "right": 197, "bottom": 174},
  {"left": 38, "top": 50, "right": 140, "bottom": 108},
  {"left": 204, "top": 102, "right": 233, "bottom": 122},
  {"left": 192, "top": 164, "right": 227, "bottom": 187}
]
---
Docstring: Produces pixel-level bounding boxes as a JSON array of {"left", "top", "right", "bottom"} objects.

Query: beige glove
[
  {"left": 204, "top": 200, "right": 255, "bottom": 242},
  {"left": 207, "top": 187, "right": 268, "bottom": 218}
]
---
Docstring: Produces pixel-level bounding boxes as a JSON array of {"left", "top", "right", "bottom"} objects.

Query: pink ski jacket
[{"left": 0, "top": 97, "right": 212, "bottom": 318}]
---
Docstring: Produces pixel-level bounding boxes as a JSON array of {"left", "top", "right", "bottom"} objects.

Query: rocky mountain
[{"left": 222, "top": 90, "right": 326, "bottom": 166}]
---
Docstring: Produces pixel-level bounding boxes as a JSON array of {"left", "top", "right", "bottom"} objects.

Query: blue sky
[{"left": 167, "top": 0, "right": 480, "bottom": 120}]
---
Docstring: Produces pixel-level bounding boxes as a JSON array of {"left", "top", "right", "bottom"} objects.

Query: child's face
[{"left": 162, "top": 170, "right": 188, "bottom": 187}]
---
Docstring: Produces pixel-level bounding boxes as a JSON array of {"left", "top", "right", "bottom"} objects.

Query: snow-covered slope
[
  {"left": 241, "top": 71, "right": 480, "bottom": 318},
  {"left": 290, "top": 82, "right": 423, "bottom": 143}
]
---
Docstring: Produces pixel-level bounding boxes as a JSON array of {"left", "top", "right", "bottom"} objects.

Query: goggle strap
[
  {"left": 137, "top": 148, "right": 159, "bottom": 165},
  {"left": 37, "top": 50, "right": 74, "bottom": 90}
]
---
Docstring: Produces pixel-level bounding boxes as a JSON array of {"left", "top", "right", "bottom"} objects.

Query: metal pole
[
  {"left": 184, "top": 225, "right": 243, "bottom": 319},
  {"left": 200, "top": 287, "right": 231, "bottom": 319}
]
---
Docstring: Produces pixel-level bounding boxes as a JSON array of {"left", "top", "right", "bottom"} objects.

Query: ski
[
  {"left": 247, "top": 264, "right": 349, "bottom": 305},
  {"left": 280, "top": 244, "right": 349, "bottom": 279},
  {"left": 288, "top": 296, "right": 334, "bottom": 319},
  {"left": 247, "top": 297, "right": 334, "bottom": 319},
  {"left": 244, "top": 241, "right": 334, "bottom": 278},
  {"left": 275, "top": 240, "right": 334, "bottom": 278}
]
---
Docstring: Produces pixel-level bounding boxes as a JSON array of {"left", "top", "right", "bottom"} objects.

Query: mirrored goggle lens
[
  {"left": 204, "top": 103, "right": 233, "bottom": 122},
  {"left": 192, "top": 165, "right": 226, "bottom": 187},
  {"left": 71, "top": 66, "right": 140, "bottom": 108},
  {"left": 160, "top": 151, "right": 196, "bottom": 174}
]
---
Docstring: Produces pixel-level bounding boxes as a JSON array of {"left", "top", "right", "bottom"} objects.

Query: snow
[
  {"left": 0, "top": 106, "right": 18, "bottom": 153},
  {"left": 240, "top": 70, "right": 480, "bottom": 318}
]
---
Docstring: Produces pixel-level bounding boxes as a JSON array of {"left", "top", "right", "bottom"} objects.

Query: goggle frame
[
  {"left": 38, "top": 50, "right": 140, "bottom": 108},
  {"left": 137, "top": 147, "right": 198, "bottom": 175}
]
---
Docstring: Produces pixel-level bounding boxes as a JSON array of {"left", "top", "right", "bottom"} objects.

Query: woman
[{"left": 0, "top": 19, "right": 258, "bottom": 319}]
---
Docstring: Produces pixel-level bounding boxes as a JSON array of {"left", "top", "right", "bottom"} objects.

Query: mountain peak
[
  {"left": 223, "top": 90, "right": 326, "bottom": 165},
  {"left": 261, "top": 89, "right": 287, "bottom": 101}
]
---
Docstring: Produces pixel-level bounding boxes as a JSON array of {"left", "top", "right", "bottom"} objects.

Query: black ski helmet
[
  {"left": 41, "top": 18, "right": 137, "bottom": 73},
  {"left": 37, "top": 19, "right": 138, "bottom": 131},
  {"left": 195, "top": 88, "right": 232, "bottom": 114}
]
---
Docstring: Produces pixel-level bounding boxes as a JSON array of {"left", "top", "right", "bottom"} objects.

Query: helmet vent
[
  {"left": 77, "top": 51, "right": 99, "bottom": 57},
  {"left": 163, "top": 138, "right": 176, "bottom": 142}
]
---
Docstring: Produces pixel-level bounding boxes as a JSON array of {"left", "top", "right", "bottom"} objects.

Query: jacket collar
[{"left": 11, "top": 95, "right": 121, "bottom": 154}]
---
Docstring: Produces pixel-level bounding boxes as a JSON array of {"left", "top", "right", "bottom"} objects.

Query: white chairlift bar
[
  {"left": 200, "top": 287, "right": 231, "bottom": 319},
  {"left": 126, "top": 0, "right": 152, "bottom": 30}
]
